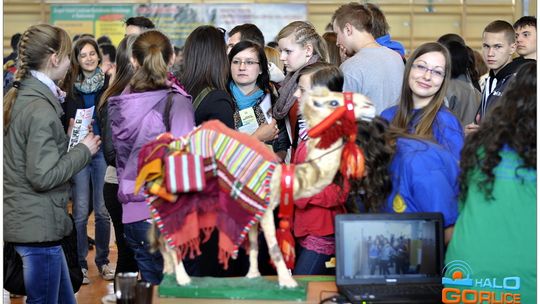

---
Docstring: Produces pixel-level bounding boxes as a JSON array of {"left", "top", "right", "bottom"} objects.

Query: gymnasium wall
[{"left": 3, "top": 0, "right": 536, "bottom": 57}]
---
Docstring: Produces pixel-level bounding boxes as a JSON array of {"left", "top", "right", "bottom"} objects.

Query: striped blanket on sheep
[{"left": 139, "top": 120, "right": 280, "bottom": 269}]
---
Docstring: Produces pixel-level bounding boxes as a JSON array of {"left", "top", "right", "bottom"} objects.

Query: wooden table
[{"left": 153, "top": 276, "right": 340, "bottom": 304}]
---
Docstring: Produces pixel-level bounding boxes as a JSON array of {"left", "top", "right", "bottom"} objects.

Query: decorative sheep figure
[{"left": 136, "top": 88, "right": 375, "bottom": 288}]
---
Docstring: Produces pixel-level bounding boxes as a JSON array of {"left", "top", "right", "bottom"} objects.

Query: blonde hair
[
  {"left": 264, "top": 46, "right": 284, "bottom": 72},
  {"left": 130, "top": 30, "right": 172, "bottom": 92},
  {"left": 276, "top": 21, "right": 329, "bottom": 62},
  {"left": 4, "top": 24, "right": 71, "bottom": 133}
]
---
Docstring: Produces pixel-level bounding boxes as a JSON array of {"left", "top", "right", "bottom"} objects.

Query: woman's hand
[
  {"left": 252, "top": 119, "right": 279, "bottom": 142},
  {"left": 80, "top": 132, "right": 101, "bottom": 155},
  {"left": 464, "top": 123, "right": 479, "bottom": 136}
]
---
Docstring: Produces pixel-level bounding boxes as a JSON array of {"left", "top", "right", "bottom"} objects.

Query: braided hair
[
  {"left": 276, "top": 21, "right": 329, "bottom": 62},
  {"left": 3, "top": 24, "right": 71, "bottom": 133}
]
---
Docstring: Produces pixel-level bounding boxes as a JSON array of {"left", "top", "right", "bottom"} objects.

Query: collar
[
  {"left": 30, "top": 70, "right": 66, "bottom": 103},
  {"left": 490, "top": 59, "right": 528, "bottom": 81}
]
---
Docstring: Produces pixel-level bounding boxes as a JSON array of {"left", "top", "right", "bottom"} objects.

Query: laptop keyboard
[{"left": 350, "top": 284, "right": 442, "bottom": 300}]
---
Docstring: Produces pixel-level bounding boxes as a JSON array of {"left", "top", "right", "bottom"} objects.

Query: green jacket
[{"left": 3, "top": 76, "right": 91, "bottom": 243}]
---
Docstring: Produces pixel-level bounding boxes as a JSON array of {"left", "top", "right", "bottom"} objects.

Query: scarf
[
  {"left": 74, "top": 67, "right": 105, "bottom": 94},
  {"left": 273, "top": 54, "right": 320, "bottom": 119},
  {"left": 229, "top": 82, "right": 265, "bottom": 111}
]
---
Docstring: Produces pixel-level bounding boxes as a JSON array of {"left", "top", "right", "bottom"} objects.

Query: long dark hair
[
  {"left": 352, "top": 117, "right": 394, "bottom": 212},
  {"left": 98, "top": 34, "right": 137, "bottom": 111},
  {"left": 459, "top": 61, "right": 536, "bottom": 201},
  {"left": 228, "top": 40, "right": 272, "bottom": 96},
  {"left": 62, "top": 37, "right": 102, "bottom": 96},
  {"left": 181, "top": 25, "right": 229, "bottom": 99}
]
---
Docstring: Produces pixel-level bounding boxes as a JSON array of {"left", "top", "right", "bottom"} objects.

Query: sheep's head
[{"left": 301, "top": 87, "right": 375, "bottom": 129}]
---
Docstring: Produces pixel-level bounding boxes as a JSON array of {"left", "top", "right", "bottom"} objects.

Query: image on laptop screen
[{"left": 337, "top": 214, "right": 443, "bottom": 283}]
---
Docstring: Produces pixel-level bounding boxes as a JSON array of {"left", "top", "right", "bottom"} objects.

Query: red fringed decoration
[
  {"left": 340, "top": 93, "right": 365, "bottom": 179},
  {"left": 313, "top": 115, "right": 357, "bottom": 150},
  {"left": 277, "top": 164, "right": 296, "bottom": 270},
  {"left": 341, "top": 138, "right": 365, "bottom": 179},
  {"left": 307, "top": 92, "right": 366, "bottom": 180},
  {"left": 307, "top": 106, "right": 346, "bottom": 139}
]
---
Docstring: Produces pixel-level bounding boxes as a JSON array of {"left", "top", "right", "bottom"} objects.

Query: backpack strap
[
  {"left": 163, "top": 92, "right": 174, "bottom": 132},
  {"left": 192, "top": 87, "right": 213, "bottom": 111}
]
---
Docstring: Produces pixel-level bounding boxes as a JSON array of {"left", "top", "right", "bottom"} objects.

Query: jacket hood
[
  {"left": 108, "top": 83, "right": 190, "bottom": 137},
  {"left": 491, "top": 58, "right": 533, "bottom": 81}
]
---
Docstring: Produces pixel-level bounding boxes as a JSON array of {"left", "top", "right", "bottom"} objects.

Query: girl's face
[
  {"left": 278, "top": 34, "right": 311, "bottom": 73},
  {"left": 78, "top": 43, "right": 99, "bottom": 75},
  {"left": 408, "top": 51, "right": 446, "bottom": 107},
  {"left": 53, "top": 55, "right": 71, "bottom": 81},
  {"left": 293, "top": 73, "right": 312, "bottom": 102},
  {"left": 231, "top": 47, "right": 261, "bottom": 88}
]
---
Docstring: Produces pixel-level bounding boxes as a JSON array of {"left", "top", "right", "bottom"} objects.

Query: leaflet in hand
[
  {"left": 68, "top": 106, "right": 94, "bottom": 152},
  {"left": 259, "top": 94, "right": 272, "bottom": 124}
]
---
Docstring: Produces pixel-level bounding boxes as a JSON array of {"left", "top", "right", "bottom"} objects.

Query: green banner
[
  {"left": 50, "top": 4, "right": 306, "bottom": 47},
  {"left": 51, "top": 5, "right": 134, "bottom": 46}
]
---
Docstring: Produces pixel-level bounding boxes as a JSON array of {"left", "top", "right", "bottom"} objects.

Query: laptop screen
[{"left": 335, "top": 213, "right": 444, "bottom": 286}]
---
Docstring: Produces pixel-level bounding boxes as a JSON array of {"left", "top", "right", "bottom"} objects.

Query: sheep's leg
[
  {"left": 246, "top": 225, "right": 261, "bottom": 278},
  {"left": 172, "top": 252, "right": 191, "bottom": 285},
  {"left": 260, "top": 209, "right": 298, "bottom": 288},
  {"left": 162, "top": 243, "right": 175, "bottom": 275}
]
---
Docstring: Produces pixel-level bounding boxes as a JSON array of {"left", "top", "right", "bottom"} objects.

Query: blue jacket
[
  {"left": 384, "top": 138, "right": 459, "bottom": 227},
  {"left": 381, "top": 105, "right": 464, "bottom": 161},
  {"left": 376, "top": 34, "right": 405, "bottom": 57}
]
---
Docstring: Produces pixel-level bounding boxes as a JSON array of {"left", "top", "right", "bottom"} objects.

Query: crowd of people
[{"left": 3, "top": 3, "right": 536, "bottom": 303}]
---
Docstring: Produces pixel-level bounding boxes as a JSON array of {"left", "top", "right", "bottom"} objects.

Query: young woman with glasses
[
  {"left": 381, "top": 42, "right": 464, "bottom": 161},
  {"left": 228, "top": 40, "right": 279, "bottom": 142}
]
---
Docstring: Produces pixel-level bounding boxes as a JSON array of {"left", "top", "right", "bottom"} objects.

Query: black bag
[{"left": 3, "top": 215, "right": 84, "bottom": 295}]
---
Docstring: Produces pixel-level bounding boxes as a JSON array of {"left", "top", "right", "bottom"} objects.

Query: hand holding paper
[
  {"left": 252, "top": 118, "right": 279, "bottom": 142},
  {"left": 68, "top": 106, "right": 95, "bottom": 152}
]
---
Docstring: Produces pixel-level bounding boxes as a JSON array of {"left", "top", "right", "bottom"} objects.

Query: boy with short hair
[
  {"left": 513, "top": 16, "right": 537, "bottom": 60},
  {"left": 465, "top": 20, "right": 532, "bottom": 135},
  {"left": 331, "top": 2, "right": 404, "bottom": 114}
]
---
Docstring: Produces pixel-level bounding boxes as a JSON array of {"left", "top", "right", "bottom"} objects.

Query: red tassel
[
  {"left": 276, "top": 219, "right": 296, "bottom": 269},
  {"left": 275, "top": 164, "right": 296, "bottom": 270},
  {"left": 340, "top": 139, "right": 365, "bottom": 179}
]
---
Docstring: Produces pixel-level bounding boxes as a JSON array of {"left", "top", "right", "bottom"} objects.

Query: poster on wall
[
  {"left": 134, "top": 4, "right": 210, "bottom": 47},
  {"left": 51, "top": 5, "right": 134, "bottom": 46},
  {"left": 210, "top": 4, "right": 307, "bottom": 43},
  {"left": 50, "top": 4, "right": 307, "bottom": 47},
  {"left": 132, "top": 4, "right": 307, "bottom": 47}
]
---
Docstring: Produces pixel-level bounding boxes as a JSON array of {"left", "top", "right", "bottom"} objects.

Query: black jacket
[
  {"left": 97, "top": 103, "right": 116, "bottom": 166},
  {"left": 476, "top": 58, "right": 534, "bottom": 122},
  {"left": 194, "top": 89, "right": 235, "bottom": 128}
]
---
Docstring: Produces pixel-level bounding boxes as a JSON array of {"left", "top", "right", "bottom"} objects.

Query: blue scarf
[{"left": 229, "top": 82, "right": 265, "bottom": 111}]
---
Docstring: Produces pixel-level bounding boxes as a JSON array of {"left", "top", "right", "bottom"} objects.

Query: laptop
[{"left": 335, "top": 213, "right": 445, "bottom": 304}]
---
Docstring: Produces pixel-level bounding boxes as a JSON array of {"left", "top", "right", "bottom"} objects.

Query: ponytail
[{"left": 130, "top": 30, "right": 172, "bottom": 92}]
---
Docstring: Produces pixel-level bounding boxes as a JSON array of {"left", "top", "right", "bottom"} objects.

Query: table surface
[{"left": 153, "top": 276, "right": 340, "bottom": 304}]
